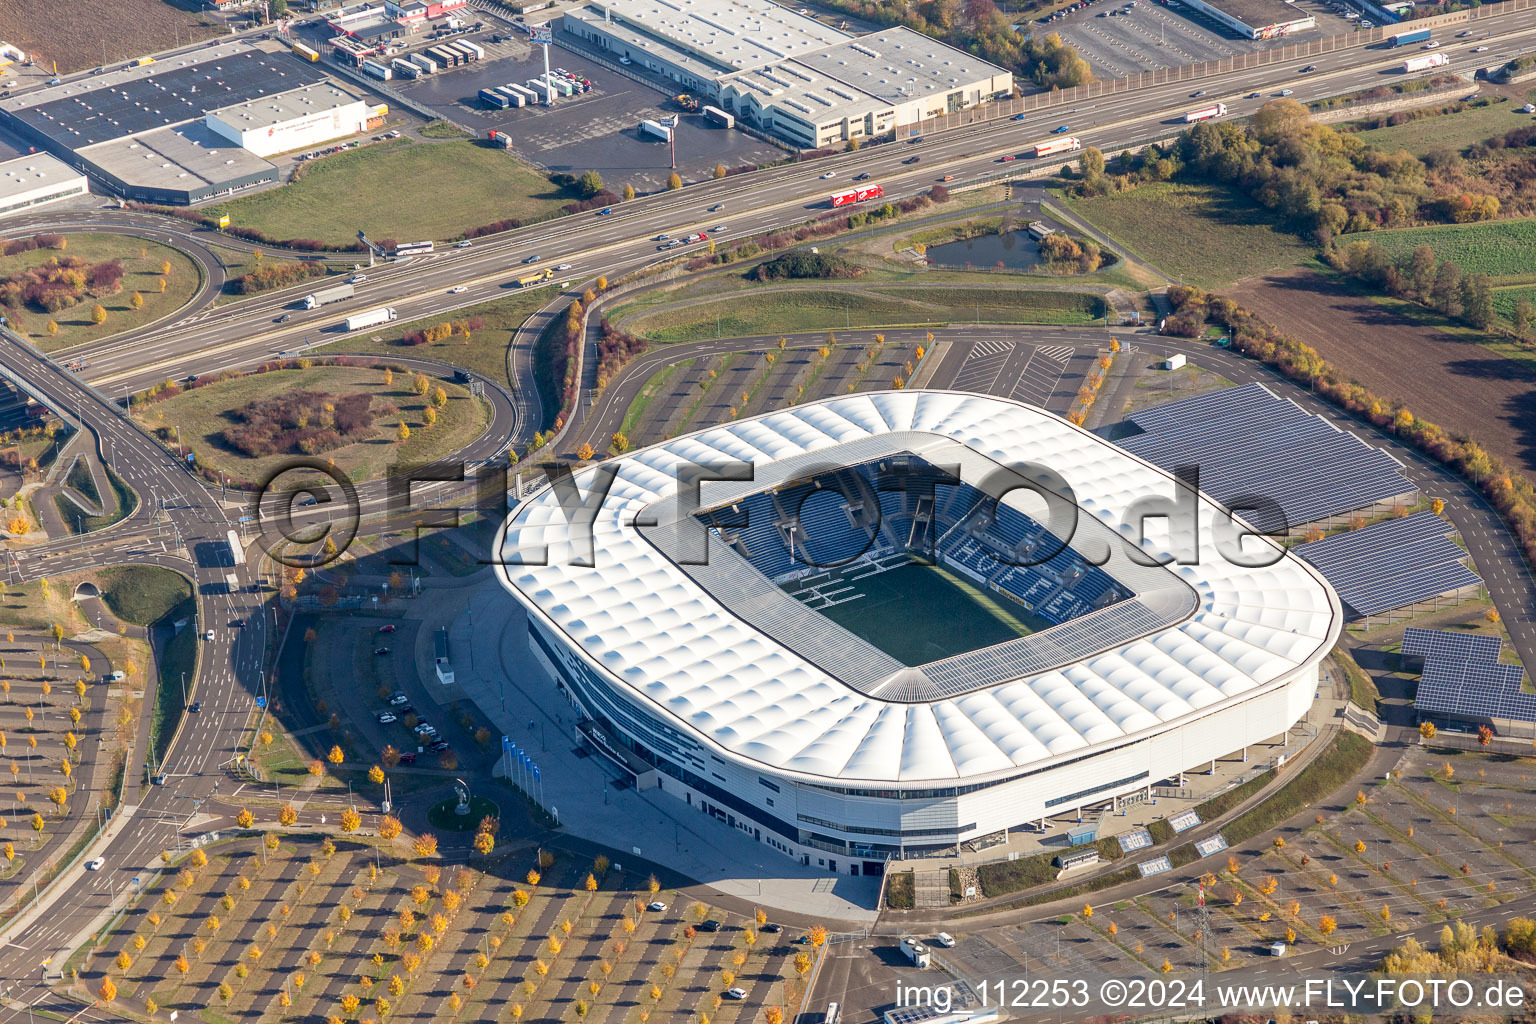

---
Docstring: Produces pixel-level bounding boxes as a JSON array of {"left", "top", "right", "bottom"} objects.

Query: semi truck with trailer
[
  {"left": 303, "top": 283, "right": 354, "bottom": 309},
  {"left": 1403, "top": 52, "right": 1449, "bottom": 72},
  {"left": 408, "top": 52, "right": 437, "bottom": 73},
  {"left": 1388, "top": 27, "right": 1432, "bottom": 45},
  {"left": 1184, "top": 102, "right": 1227, "bottom": 122},
  {"left": 344, "top": 307, "right": 398, "bottom": 331},
  {"left": 829, "top": 183, "right": 885, "bottom": 207},
  {"left": 391, "top": 58, "right": 420, "bottom": 79},
  {"left": 1031, "top": 136, "right": 1082, "bottom": 158},
  {"left": 480, "top": 87, "right": 511, "bottom": 109},
  {"left": 361, "top": 59, "right": 393, "bottom": 80}
]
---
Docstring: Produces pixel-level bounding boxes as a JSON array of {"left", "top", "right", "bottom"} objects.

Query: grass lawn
[
  {"left": 330, "top": 286, "right": 557, "bottom": 386},
  {"left": 1062, "top": 182, "right": 1316, "bottom": 289},
  {"left": 615, "top": 285, "right": 1103, "bottom": 342},
  {"left": 621, "top": 358, "right": 691, "bottom": 438},
  {"left": 1365, "top": 218, "right": 1536, "bottom": 279},
  {"left": 206, "top": 139, "right": 573, "bottom": 248},
  {"left": 0, "top": 234, "right": 201, "bottom": 353},
  {"left": 53, "top": 463, "right": 137, "bottom": 536},
  {"left": 132, "top": 364, "right": 489, "bottom": 486},
  {"left": 95, "top": 566, "right": 192, "bottom": 626},
  {"left": 783, "top": 562, "right": 1044, "bottom": 665},
  {"left": 1352, "top": 100, "right": 1527, "bottom": 155}
]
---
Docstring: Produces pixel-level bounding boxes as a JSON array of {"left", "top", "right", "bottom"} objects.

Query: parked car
[
  {"left": 646, "top": 901, "right": 668, "bottom": 912},
  {"left": 760, "top": 923, "right": 782, "bottom": 933},
  {"left": 389, "top": 691, "right": 408, "bottom": 704},
  {"left": 377, "top": 712, "right": 397, "bottom": 724},
  {"left": 725, "top": 988, "right": 747, "bottom": 1000},
  {"left": 374, "top": 646, "right": 391, "bottom": 656},
  {"left": 696, "top": 919, "right": 721, "bottom": 932},
  {"left": 379, "top": 624, "right": 397, "bottom": 634},
  {"left": 429, "top": 739, "right": 451, "bottom": 752},
  {"left": 398, "top": 751, "right": 417, "bottom": 765}
]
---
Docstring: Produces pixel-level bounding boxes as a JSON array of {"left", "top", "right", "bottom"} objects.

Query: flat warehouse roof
[
  {"left": 796, "top": 27, "right": 1012, "bottom": 103},
  {"left": 0, "top": 153, "right": 85, "bottom": 201},
  {"left": 2, "top": 48, "right": 327, "bottom": 150},
  {"left": 80, "top": 121, "right": 276, "bottom": 191},
  {"left": 1194, "top": 0, "right": 1314, "bottom": 28},
  {"left": 586, "top": 0, "right": 852, "bottom": 70},
  {"left": 208, "top": 82, "right": 366, "bottom": 130}
]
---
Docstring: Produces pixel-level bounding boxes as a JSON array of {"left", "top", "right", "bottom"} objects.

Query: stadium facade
[{"left": 497, "top": 392, "right": 1341, "bottom": 874}]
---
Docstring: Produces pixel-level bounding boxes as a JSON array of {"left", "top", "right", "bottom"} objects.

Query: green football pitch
[{"left": 782, "top": 561, "right": 1043, "bottom": 666}]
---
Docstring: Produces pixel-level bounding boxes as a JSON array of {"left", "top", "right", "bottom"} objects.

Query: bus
[
  {"left": 393, "top": 241, "right": 434, "bottom": 257},
  {"left": 225, "top": 529, "right": 245, "bottom": 566}
]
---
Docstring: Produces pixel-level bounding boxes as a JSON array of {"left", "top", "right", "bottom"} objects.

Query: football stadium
[{"left": 497, "top": 392, "right": 1342, "bottom": 874}]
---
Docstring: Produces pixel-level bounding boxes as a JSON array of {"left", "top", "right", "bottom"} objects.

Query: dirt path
[{"left": 1229, "top": 267, "right": 1536, "bottom": 476}]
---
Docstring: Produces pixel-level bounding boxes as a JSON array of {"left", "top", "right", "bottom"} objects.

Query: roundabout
[{"left": 426, "top": 793, "right": 500, "bottom": 832}]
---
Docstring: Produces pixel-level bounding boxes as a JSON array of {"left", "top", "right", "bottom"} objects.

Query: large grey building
[{"left": 562, "top": 0, "right": 1012, "bottom": 147}]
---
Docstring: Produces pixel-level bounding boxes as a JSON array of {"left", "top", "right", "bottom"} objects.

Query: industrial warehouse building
[
  {"left": 0, "top": 42, "right": 373, "bottom": 204},
  {"left": 0, "top": 152, "right": 89, "bottom": 218},
  {"left": 496, "top": 391, "right": 1342, "bottom": 873},
  {"left": 1177, "top": 0, "right": 1315, "bottom": 38},
  {"left": 206, "top": 82, "right": 374, "bottom": 158},
  {"left": 561, "top": 0, "right": 1012, "bottom": 147}
]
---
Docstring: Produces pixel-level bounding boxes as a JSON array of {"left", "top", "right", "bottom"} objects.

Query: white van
[
  {"left": 107, "top": 670, "right": 126, "bottom": 683},
  {"left": 934, "top": 932, "right": 956, "bottom": 947}
]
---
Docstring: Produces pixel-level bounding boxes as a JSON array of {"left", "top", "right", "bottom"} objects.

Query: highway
[
  {"left": 3, "top": 6, "right": 1536, "bottom": 1014},
  {"left": 6, "top": 1, "right": 1536, "bottom": 413}
]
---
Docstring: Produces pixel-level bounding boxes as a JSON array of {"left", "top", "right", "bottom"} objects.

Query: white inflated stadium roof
[{"left": 497, "top": 391, "right": 1341, "bottom": 785}]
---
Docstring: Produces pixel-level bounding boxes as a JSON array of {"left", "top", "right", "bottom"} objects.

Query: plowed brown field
[
  {"left": 4, "top": 0, "right": 219, "bottom": 74},
  {"left": 1230, "top": 267, "right": 1536, "bottom": 476}
]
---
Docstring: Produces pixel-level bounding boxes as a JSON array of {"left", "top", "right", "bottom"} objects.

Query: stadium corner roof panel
[{"left": 496, "top": 392, "right": 1342, "bottom": 785}]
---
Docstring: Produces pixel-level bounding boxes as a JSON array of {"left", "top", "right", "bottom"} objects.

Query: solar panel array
[
  {"left": 1409, "top": 627, "right": 1535, "bottom": 725},
  {"left": 1121, "top": 383, "right": 1414, "bottom": 533},
  {"left": 1401, "top": 627, "right": 1503, "bottom": 663},
  {"left": 1295, "top": 512, "right": 1482, "bottom": 617}
]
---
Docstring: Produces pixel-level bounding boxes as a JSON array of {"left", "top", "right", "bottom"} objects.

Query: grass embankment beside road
[
  {"left": 1352, "top": 93, "right": 1535, "bottom": 156},
  {"left": 613, "top": 286, "right": 1105, "bottom": 343},
  {"left": 1060, "top": 182, "right": 1316, "bottom": 290},
  {"left": 205, "top": 139, "right": 574, "bottom": 248},
  {"left": 0, "top": 234, "right": 201, "bottom": 353},
  {"left": 330, "top": 286, "right": 558, "bottom": 386},
  {"left": 53, "top": 464, "right": 137, "bottom": 536},
  {"left": 131, "top": 364, "right": 488, "bottom": 487}
]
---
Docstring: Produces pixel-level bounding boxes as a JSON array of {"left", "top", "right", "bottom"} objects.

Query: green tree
[
  {"left": 577, "top": 170, "right": 605, "bottom": 199},
  {"left": 1513, "top": 298, "right": 1535, "bottom": 338},
  {"left": 1079, "top": 146, "right": 1105, "bottom": 178},
  {"left": 1461, "top": 274, "right": 1496, "bottom": 330}
]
